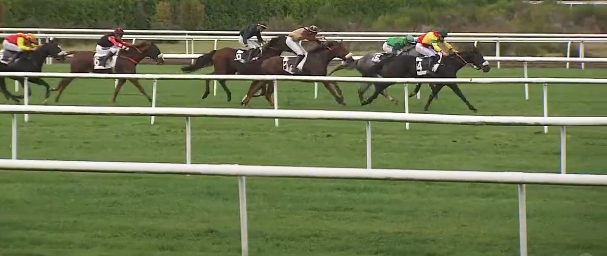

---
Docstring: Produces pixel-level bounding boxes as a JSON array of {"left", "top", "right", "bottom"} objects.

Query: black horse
[
  {"left": 361, "top": 47, "right": 490, "bottom": 112},
  {"left": 0, "top": 38, "right": 66, "bottom": 103}
]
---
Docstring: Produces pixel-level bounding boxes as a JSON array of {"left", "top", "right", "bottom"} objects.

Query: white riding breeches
[
  {"left": 382, "top": 42, "right": 402, "bottom": 55},
  {"left": 286, "top": 36, "right": 306, "bottom": 55},
  {"left": 415, "top": 43, "right": 438, "bottom": 57},
  {"left": 3, "top": 40, "right": 22, "bottom": 52},
  {"left": 96, "top": 45, "right": 119, "bottom": 56},
  {"left": 238, "top": 37, "right": 260, "bottom": 49}
]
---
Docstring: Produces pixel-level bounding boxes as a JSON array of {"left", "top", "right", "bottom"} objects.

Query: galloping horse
[
  {"left": 181, "top": 36, "right": 294, "bottom": 102},
  {"left": 51, "top": 41, "right": 165, "bottom": 103},
  {"left": 240, "top": 40, "right": 354, "bottom": 106},
  {"left": 0, "top": 38, "right": 66, "bottom": 103},
  {"left": 328, "top": 48, "right": 421, "bottom": 105},
  {"left": 361, "top": 46, "right": 491, "bottom": 112}
]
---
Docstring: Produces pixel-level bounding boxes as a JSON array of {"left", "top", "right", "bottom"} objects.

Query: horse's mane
[
  {"left": 131, "top": 41, "right": 152, "bottom": 48},
  {"left": 308, "top": 40, "right": 339, "bottom": 54}
]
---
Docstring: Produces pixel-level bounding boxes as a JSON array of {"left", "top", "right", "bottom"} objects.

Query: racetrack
[{"left": 0, "top": 64, "right": 606, "bottom": 256}]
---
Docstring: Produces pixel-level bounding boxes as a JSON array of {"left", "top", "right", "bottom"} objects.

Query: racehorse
[
  {"left": 240, "top": 40, "right": 354, "bottom": 107},
  {"left": 328, "top": 47, "right": 420, "bottom": 105},
  {"left": 361, "top": 46, "right": 490, "bottom": 112},
  {"left": 0, "top": 38, "right": 66, "bottom": 104},
  {"left": 180, "top": 35, "right": 293, "bottom": 102},
  {"left": 51, "top": 41, "right": 164, "bottom": 103}
]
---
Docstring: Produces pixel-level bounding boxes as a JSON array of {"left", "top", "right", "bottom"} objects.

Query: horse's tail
[
  {"left": 328, "top": 59, "right": 358, "bottom": 76},
  {"left": 181, "top": 50, "right": 216, "bottom": 73}
]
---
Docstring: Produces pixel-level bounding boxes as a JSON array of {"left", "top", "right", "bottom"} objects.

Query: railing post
[
  {"left": 366, "top": 121, "right": 372, "bottom": 169},
  {"left": 186, "top": 117, "right": 192, "bottom": 164},
  {"left": 543, "top": 83, "right": 548, "bottom": 133},
  {"left": 560, "top": 126, "right": 567, "bottom": 174},
  {"left": 11, "top": 114, "right": 17, "bottom": 160},
  {"left": 523, "top": 62, "right": 529, "bottom": 101},
  {"left": 213, "top": 39, "right": 218, "bottom": 97},
  {"left": 518, "top": 184, "right": 528, "bottom": 256},
  {"left": 24, "top": 78, "right": 29, "bottom": 123},
  {"left": 238, "top": 176, "right": 249, "bottom": 256},
  {"left": 273, "top": 80, "right": 279, "bottom": 127},
  {"left": 404, "top": 83, "right": 410, "bottom": 130},
  {"left": 14, "top": 80, "right": 19, "bottom": 92},
  {"left": 314, "top": 82, "right": 318, "bottom": 99},
  {"left": 579, "top": 41, "right": 585, "bottom": 70},
  {"left": 566, "top": 41, "right": 571, "bottom": 69},
  {"left": 151, "top": 79, "right": 158, "bottom": 125},
  {"left": 185, "top": 34, "right": 189, "bottom": 54},
  {"left": 496, "top": 41, "right": 501, "bottom": 69}
]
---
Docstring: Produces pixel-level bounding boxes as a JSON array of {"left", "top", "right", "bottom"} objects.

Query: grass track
[{"left": 0, "top": 64, "right": 606, "bottom": 256}]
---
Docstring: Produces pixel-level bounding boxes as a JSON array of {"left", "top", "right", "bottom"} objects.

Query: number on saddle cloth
[
  {"left": 415, "top": 56, "right": 441, "bottom": 76},
  {"left": 93, "top": 52, "right": 117, "bottom": 70},
  {"left": 282, "top": 57, "right": 295, "bottom": 74}
]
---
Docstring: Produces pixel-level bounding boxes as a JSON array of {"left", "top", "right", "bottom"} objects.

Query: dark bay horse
[
  {"left": 240, "top": 40, "right": 354, "bottom": 107},
  {"left": 361, "top": 47, "right": 491, "bottom": 112},
  {"left": 51, "top": 41, "right": 164, "bottom": 103},
  {"left": 0, "top": 38, "right": 66, "bottom": 103},
  {"left": 181, "top": 36, "right": 293, "bottom": 102}
]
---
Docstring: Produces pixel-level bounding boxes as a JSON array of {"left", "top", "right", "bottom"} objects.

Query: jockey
[
  {"left": 1, "top": 33, "right": 38, "bottom": 64},
  {"left": 239, "top": 23, "right": 267, "bottom": 61},
  {"left": 415, "top": 29, "right": 455, "bottom": 60},
  {"left": 286, "top": 25, "right": 324, "bottom": 71},
  {"left": 382, "top": 35, "right": 416, "bottom": 56},
  {"left": 96, "top": 28, "right": 131, "bottom": 66}
]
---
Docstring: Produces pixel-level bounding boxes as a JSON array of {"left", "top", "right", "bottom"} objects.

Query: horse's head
[
  {"left": 129, "top": 41, "right": 165, "bottom": 65},
  {"left": 459, "top": 46, "right": 490, "bottom": 73},
  {"left": 38, "top": 38, "right": 67, "bottom": 61},
  {"left": 322, "top": 40, "right": 353, "bottom": 62}
]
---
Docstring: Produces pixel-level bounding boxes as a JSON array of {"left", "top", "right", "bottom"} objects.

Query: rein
[
  {"left": 453, "top": 52, "right": 481, "bottom": 70},
  {"left": 119, "top": 45, "right": 145, "bottom": 64}
]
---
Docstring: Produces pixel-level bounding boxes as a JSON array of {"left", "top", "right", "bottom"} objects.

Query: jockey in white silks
[{"left": 285, "top": 25, "right": 324, "bottom": 72}]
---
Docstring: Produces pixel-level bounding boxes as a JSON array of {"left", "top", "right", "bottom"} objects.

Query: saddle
[
  {"left": 415, "top": 55, "right": 442, "bottom": 76},
  {"left": 235, "top": 48, "right": 261, "bottom": 63},
  {"left": 371, "top": 53, "right": 395, "bottom": 64}
]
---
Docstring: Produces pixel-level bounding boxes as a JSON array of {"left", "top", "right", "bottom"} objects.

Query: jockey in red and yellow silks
[
  {"left": 1, "top": 33, "right": 38, "bottom": 64},
  {"left": 415, "top": 29, "right": 455, "bottom": 57}
]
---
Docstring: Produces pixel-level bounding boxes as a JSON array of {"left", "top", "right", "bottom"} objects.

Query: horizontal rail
[
  {"left": 0, "top": 159, "right": 605, "bottom": 186},
  {"left": 1, "top": 105, "right": 607, "bottom": 126},
  {"left": 1, "top": 28, "right": 607, "bottom": 37}
]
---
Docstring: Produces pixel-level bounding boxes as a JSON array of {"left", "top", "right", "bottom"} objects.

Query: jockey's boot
[
  {"left": 101, "top": 51, "right": 116, "bottom": 66},
  {"left": 425, "top": 55, "right": 441, "bottom": 76},
  {"left": 294, "top": 54, "right": 305, "bottom": 73},
  {"left": 245, "top": 48, "right": 257, "bottom": 62}
]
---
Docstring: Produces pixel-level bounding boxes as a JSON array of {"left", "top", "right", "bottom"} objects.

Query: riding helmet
[{"left": 438, "top": 28, "right": 448, "bottom": 37}]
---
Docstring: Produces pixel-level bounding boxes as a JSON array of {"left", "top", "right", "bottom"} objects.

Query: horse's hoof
[
  {"left": 201, "top": 93, "right": 209, "bottom": 99},
  {"left": 42, "top": 100, "right": 48, "bottom": 105}
]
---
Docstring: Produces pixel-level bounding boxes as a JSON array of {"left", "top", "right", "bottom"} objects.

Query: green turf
[{"left": 0, "top": 64, "right": 606, "bottom": 256}]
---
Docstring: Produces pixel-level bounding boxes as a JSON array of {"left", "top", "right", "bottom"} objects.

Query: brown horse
[
  {"left": 180, "top": 35, "right": 293, "bottom": 102},
  {"left": 51, "top": 41, "right": 164, "bottom": 103},
  {"left": 241, "top": 40, "right": 354, "bottom": 107}
]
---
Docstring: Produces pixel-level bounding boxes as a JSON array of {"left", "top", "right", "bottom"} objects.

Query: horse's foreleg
[
  {"left": 361, "top": 83, "right": 389, "bottom": 106},
  {"left": 28, "top": 78, "right": 51, "bottom": 104},
  {"left": 263, "top": 82, "right": 274, "bottom": 107},
  {"left": 111, "top": 79, "right": 128, "bottom": 103},
  {"left": 54, "top": 77, "right": 75, "bottom": 103},
  {"left": 202, "top": 79, "right": 211, "bottom": 99},
  {"left": 322, "top": 82, "right": 345, "bottom": 106},
  {"left": 429, "top": 83, "right": 439, "bottom": 99},
  {"left": 127, "top": 78, "right": 153, "bottom": 103},
  {"left": 448, "top": 84, "right": 477, "bottom": 113},
  {"left": 423, "top": 84, "right": 445, "bottom": 112}
]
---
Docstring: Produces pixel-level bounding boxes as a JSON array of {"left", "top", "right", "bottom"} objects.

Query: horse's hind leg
[
  {"left": 111, "top": 79, "right": 128, "bottom": 103},
  {"left": 218, "top": 80, "right": 232, "bottom": 102},
  {"left": 423, "top": 84, "right": 445, "bottom": 112},
  {"left": 202, "top": 78, "right": 212, "bottom": 99},
  {"left": 127, "top": 78, "right": 153, "bottom": 103},
  {"left": 54, "top": 77, "right": 75, "bottom": 103},
  {"left": 0, "top": 78, "right": 20, "bottom": 103},
  {"left": 448, "top": 83, "right": 477, "bottom": 113}
]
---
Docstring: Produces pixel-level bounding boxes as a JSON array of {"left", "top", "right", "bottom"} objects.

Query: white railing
[
  {"left": 0, "top": 31, "right": 599, "bottom": 68},
  {"left": 1, "top": 105, "right": 607, "bottom": 256},
  {"left": 5, "top": 72, "right": 607, "bottom": 133}
]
